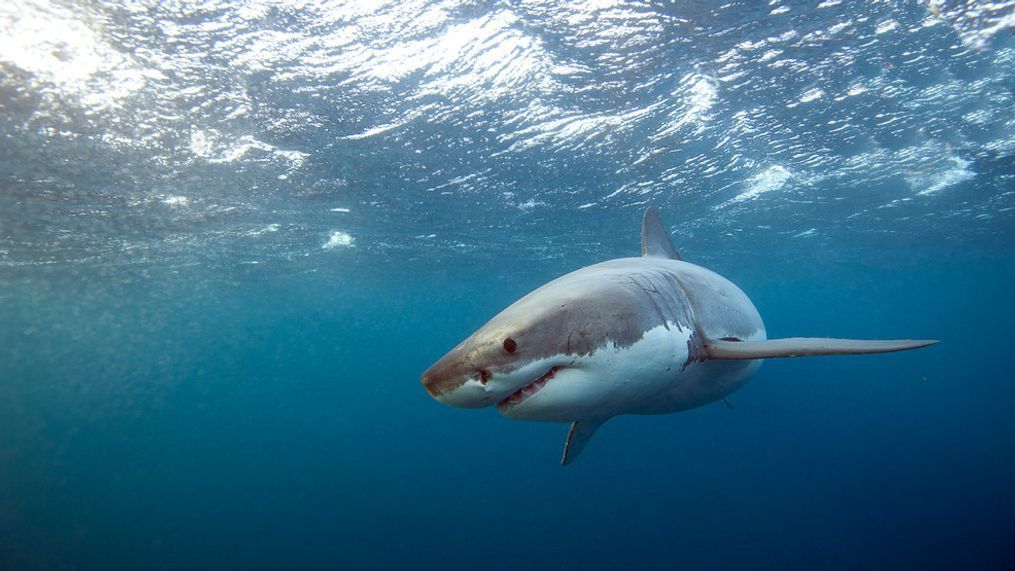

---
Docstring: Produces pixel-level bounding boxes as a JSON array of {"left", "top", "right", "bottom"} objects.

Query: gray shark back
[
  {"left": 518, "top": 256, "right": 766, "bottom": 346},
  {"left": 585, "top": 257, "right": 766, "bottom": 343}
]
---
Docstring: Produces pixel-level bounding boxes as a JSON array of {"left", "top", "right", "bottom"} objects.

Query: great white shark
[{"left": 421, "top": 208, "right": 937, "bottom": 464}]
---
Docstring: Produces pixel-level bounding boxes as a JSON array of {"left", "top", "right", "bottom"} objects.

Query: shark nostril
[{"left": 479, "top": 369, "right": 491, "bottom": 384}]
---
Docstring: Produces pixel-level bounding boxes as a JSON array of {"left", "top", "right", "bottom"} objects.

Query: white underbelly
[{"left": 628, "top": 358, "right": 762, "bottom": 415}]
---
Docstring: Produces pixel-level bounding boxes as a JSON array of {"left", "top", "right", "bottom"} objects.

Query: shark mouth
[{"left": 497, "top": 366, "right": 562, "bottom": 410}]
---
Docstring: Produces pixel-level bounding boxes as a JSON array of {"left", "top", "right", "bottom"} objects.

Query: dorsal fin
[
  {"left": 561, "top": 418, "right": 608, "bottom": 465},
  {"left": 641, "top": 207, "right": 682, "bottom": 260},
  {"left": 704, "top": 337, "right": 939, "bottom": 360}
]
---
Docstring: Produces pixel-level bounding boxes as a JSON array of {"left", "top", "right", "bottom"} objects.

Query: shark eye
[{"left": 503, "top": 338, "right": 517, "bottom": 353}]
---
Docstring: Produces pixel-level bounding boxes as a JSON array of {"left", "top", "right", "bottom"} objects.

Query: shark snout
[
  {"left": 420, "top": 369, "right": 462, "bottom": 399},
  {"left": 421, "top": 357, "right": 497, "bottom": 409},
  {"left": 420, "top": 357, "right": 466, "bottom": 396}
]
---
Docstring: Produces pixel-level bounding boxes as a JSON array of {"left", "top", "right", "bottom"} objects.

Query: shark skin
[{"left": 420, "top": 208, "right": 938, "bottom": 465}]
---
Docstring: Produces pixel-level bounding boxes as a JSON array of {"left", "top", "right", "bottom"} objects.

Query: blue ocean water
[{"left": 1, "top": 1, "right": 1014, "bottom": 569}]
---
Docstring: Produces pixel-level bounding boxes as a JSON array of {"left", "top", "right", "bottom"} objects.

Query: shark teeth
[{"left": 497, "top": 366, "right": 561, "bottom": 410}]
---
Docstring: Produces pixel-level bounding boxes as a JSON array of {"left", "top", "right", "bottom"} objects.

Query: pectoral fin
[
  {"left": 705, "top": 337, "right": 938, "bottom": 360},
  {"left": 561, "top": 418, "right": 608, "bottom": 466}
]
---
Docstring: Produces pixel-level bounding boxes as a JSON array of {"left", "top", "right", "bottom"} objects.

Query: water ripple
[{"left": 0, "top": 0, "right": 1012, "bottom": 271}]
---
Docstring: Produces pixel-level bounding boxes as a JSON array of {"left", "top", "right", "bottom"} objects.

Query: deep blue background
[{"left": 3, "top": 245, "right": 1013, "bottom": 569}]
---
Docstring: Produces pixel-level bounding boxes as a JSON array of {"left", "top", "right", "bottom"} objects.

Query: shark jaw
[
  {"left": 496, "top": 365, "right": 564, "bottom": 412},
  {"left": 424, "top": 352, "right": 577, "bottom": 412}
]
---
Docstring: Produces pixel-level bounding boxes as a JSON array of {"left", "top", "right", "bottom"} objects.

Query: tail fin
[{"left": 705, "top": 337, "right": 938, "bottom": 360}]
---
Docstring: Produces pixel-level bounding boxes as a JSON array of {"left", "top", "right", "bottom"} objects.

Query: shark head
[{"left": 420, "top": 259, "right": 693, "bottom": 422}]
